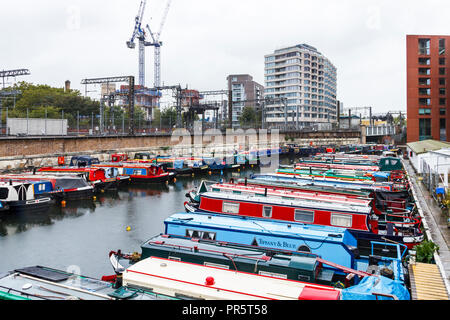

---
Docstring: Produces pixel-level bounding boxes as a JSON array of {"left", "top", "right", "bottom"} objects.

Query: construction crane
[
  {"left": 146, "top": 0, "right": 172, "bottom": 88},
  {"left": 127, "top": 0, "right": 152, "bottom": 87}
]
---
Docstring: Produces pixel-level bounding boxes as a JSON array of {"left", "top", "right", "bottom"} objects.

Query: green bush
[{"left": 414, "top": 240, "right": 439, "bottom": 263}]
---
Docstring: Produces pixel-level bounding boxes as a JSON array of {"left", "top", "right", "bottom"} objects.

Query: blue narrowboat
[{"left": 164, "top": 212, "right": 359, "bottom": 273}]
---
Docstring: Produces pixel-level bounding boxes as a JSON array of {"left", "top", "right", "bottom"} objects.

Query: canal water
[{"left": 0, "top": 164, "right": 285, "bottom": 279}]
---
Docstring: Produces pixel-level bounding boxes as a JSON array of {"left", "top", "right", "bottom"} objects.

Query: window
[
  {"left": 259, "top": 271, "right": 287, "bottom": 279},
  {"left": 440, "top": 57, "right": 446, "bottom": 65},
  {"left": 204, "top": 262, "right": 229, "bottom": 270},
  {"left": 440, "top": 108, "right": 446, "bottom": 116},
  {"left": 439, "top": 68, "right": 446, "bottom": 75},
  {"left": 439, "top": 38, "right": 446, "bottom": 55},
  {"left": 440, "top": 78, "right": 446, "bottom": 86},
  {"left": 419, "top": 98, "right": 431, "bottom": 105},
  {"left": 185, "top": 229, "right": 216, "bottom": 240},
  {"left": 440, "top": 88, "right": 446, "bottom": 95},
  {"left": 222, "top": 202, "right": 240, "bottom": 214},
  {"left": 418, "top": 68, "right": 431, "bottom": 75},
  {"left": 440, "top": 98, "right": 446, "bottom": 105},
  {"left": 419, "top": 108, "right": 431, "bottom": 115},
  {"left": 0, "top": 188, "right": 9, "bottom": 200},
  {"left": 419, "top": 57, "right": 431, "bottom": 65},
  {"left": 418, "top": 38, "right": 431, "bottom": 55},
  {"left": 419, "top": 118, "right": 432, "bottom": 140},
  {"left": 294, "top": 209, "right": 314, "bottom": 223},
  {"left": 419, "top": 78, "right": 431, "bottom": 86},
  {"left": 331, "top": 213, "right": 352, "bottom": 228},
  {"left": 419, "top": 88, "right": 430, "bottom": 95}
]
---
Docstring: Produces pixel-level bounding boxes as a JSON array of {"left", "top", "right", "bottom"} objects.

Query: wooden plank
[{"left": 409, "top": 263, "right": 449, "bottom": 300}]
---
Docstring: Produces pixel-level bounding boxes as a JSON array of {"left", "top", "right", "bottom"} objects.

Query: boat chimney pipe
[
  {"left": 264, "top": 188, "right": 267, "bottom": 197},
  {"left": 244, "top": 178, "right": 247, "bottom": 186}
]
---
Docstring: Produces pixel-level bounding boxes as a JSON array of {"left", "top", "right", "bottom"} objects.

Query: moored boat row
[{"left": 0, "top": 143, "right": 421, "bottom": 300}]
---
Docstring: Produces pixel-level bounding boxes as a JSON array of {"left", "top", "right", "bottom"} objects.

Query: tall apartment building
[
  {"left": 407, "top": 35, "right": 450, "bottom": 142},
  {"left": 227, "top": 74, "right": 264, "bottom": 128},
  {"left": 264, "top": 44, "right": 337, "bottom": 129}
]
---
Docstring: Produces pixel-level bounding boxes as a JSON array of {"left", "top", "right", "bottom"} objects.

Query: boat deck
[{"left": 409, "top": 262, "right": 449, "bottom": 300}]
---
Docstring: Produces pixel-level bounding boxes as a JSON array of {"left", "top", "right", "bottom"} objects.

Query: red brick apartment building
[{"left": 407, "top": 35, "right": 450, "bottom": 142}]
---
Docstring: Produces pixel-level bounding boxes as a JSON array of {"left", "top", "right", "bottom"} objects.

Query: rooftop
[{"left": 407, "top": 140, "right": 450, "bottom": 155}]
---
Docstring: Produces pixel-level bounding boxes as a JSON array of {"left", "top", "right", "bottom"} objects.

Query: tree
[
  {"left": 239, "top": 106, "right": 257, "bottom": 128},
  {"left": 1, "top": 81, "right": 100, "bottom": 126}
]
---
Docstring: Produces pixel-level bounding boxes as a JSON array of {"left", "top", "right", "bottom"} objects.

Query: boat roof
[
  {"left": 0, "top": 266, "right": 173, "bottom": 300},
  {"left": 236, "top": 179, "right": 372, "bottom": 197},
  {"left": 209, "top": 183, "right": 372, "bottom": 207},
  {"left": 251, "top": 174, "right": 393, "bottom": 190},
  {"left": 201, "top": 191, "right": 373, "bottom": 214},
  {"left": 143, "top": 234, "right": 319, "bottom": 263},
  {"left": 123, "top": 256, "right": 340, "bottom": 300},
  {"left": 165, "top": 213, "right": 353, "bottom": 243}
]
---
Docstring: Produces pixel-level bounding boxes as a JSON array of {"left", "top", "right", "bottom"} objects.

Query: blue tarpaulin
[
  {"left": 341, "top": 276, "right": 410, "bottom": 300},
  {"left": 372, "top": 171, "right": 390, "bottom": 181}
]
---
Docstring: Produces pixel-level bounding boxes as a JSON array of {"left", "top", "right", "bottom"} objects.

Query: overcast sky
[{"left": 1, "top": 0, "right": 449, "bottom": 114}]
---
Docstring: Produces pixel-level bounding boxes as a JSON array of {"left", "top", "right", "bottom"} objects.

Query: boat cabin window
[
  {"left": 168, "top": 256, "right": 181, "bottom": 261},
  {"left": 204, "top": 262, "right": 229, "bottom": 270},
  {"left": 297, "top": 245, "right": 311, "bottom": 253},
  {"left": 185, "top": 229, "right": 216, "bottom": 240},
  {"left": 133, "top": 169, "right": 144, "bottom": 176},
  {"left": 263, "top": 206, "right": 272, "bottom": 218},
  {"left": 222, "top": 202, "right": 240, "bottom": 214},
  {"left": 258, "top": 271, "right": 287, "bottom": 279},
  {"left": 294, "top": 209, "right": 314, "bottom": 223},
  {"left": 0, "top": 188, "right": 8, "bottom": 199},
  {"left": 330, "top": 213, "right": 352, "bottom": 228}
]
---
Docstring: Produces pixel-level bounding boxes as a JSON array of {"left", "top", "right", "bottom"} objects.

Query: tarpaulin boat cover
[
  {"left": 341, "top": 276, "right": 410, "bottom": 300},
  {"left": 372, "top": 171, "right": 390, "bottom": 181},
  {"left": 55, "top": 178, "right": 90, "bottom": 189},
  {"left": 374, "top": 190, "right": 411, "bottom": 208}
]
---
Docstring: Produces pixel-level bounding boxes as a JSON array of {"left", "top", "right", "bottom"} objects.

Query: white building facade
[{"left": 264, "top": 44, "right": 337, "bottom": 129}]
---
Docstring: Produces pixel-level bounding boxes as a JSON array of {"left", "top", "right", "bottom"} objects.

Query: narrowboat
[
  {"left": 0, "top": 174, "right": 95, "bottom": 200},
  {"left": 0, "top": 177, "right": 56, "bottom": 198},
  {"left": 133, "top": 152, "right": 155, "bottom": 160},
  {"left": 184, "top": 190, "right": 423, "bottom": 249},
  {"left": 69, "top": 155, "right": 100, "bottom": 167},
  {"left": 0, "top": 265, "right": 176, "bottom": 300},
  {"left": 120, "top": 256, "right": 342, "bottom": 300},
  {"left": 250, "top": 173, "right": 399, "bottom": 192},
  {"left": 110, "top": 153, "right": 129, "bottom": 162},
  {"left": 109, "top": 234, "right": 376, "bottom": 287},
  {"left": 202, "top": 156, "right": 227, "bottom": 171},
  {"left": 234, "top": 178, "right": 413, "bottom": 214},
  {"left": 189, "top": 180, "right": 413, "bottom": 216},
  {"left": 182, "top": 157, "right": 209, "bottom": 174},
  {"left": 135, "top": 156, "right": 194, "bottom": 176},
  {"left": 37, "top": 167, "right": 121, "bottom": 192},
  {"left": 120, "top": 164, "right": 174, "bottom": 183},
  {"left": 108, "top": 234, "right": 410, "bottom": 300},
  {"left": 296, "top": 156, "right": 403, "bottom": 172},
  {"left": 92, "top": 162, "right": 175, "bottom": 183},
  {"left": 277, "top": 167, "right": 376, "bottom": 182},
  {"left": 296, "top": 161, "right": 380, "bottom": 172},
  {"left": 0, "top": 181, "right": 53, "bottom": 214},
  {"left": 165, "top": 212, "right": 360, "bottom": 271}
]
